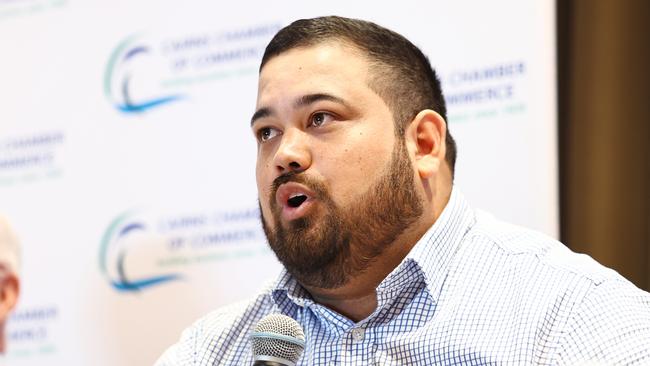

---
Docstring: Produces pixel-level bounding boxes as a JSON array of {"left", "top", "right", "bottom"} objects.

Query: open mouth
[
  {"left": 287, "top": 194, "right": 308, "bottom": 208},
  {"left": 275, "top": 182, "right": 317, "bottom": 221}
]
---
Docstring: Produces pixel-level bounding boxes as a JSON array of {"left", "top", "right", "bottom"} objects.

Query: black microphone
[{"left": 250, "top": 313, "right": 305, "bottom": 366}]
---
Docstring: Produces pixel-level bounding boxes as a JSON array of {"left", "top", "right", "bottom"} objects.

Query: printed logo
[
  {"left": 103, "top": 23, "right": 281, "bottom": 114},
  {"left": 440, "top": 61, "right": 527, "bottom": 123},
  {"left": 0, "top": 131, "right": 65, "bottom": 186},
  {"left": 104, "top": 35, "right": 184, "bottom": 113},
  {"left": 0, "top": 0, "right": 66, "bottom": 21},
  {"left": 99, "top": 211, "right": 181, "bottom": 291},
  {"left": 99, "top": 207, "right": 265, "bottom": 292},
  {"left": 7, "top": 305, "right": 59, "bottom": 359}
]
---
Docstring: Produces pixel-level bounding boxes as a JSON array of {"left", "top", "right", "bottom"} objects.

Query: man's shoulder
[
  {"left": 194, "top": 291, "right": 275, "bottom": 337},
  {"left": 155, "top": 283, "right": 277, "bottom": 365},
  {"left": 442, "top": 209, "right": 650, "bottom": 363},
  {"left": 467, "top": 209, "right": 620, "bottom": 285}
]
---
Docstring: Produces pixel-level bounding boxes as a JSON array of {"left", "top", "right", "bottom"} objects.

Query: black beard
[{"left": 260, "top": 139, "right": 423, "bottom": 289}]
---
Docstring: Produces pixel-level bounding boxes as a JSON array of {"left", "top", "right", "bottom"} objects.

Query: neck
[
  {"left": 304, "top": 176, "right": 453, "bottom": 322},
  {"left": 304, "top": 186, "right": 451, "bottom": 322}
]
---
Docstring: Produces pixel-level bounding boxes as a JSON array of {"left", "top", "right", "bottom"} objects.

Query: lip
[{"left": 275, "top": 182, "right": 317, "bottom": 222}]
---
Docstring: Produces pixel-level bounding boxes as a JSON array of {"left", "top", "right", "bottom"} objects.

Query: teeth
[{"left": 289, "top": 193, "right": 306, "bottom": 199}]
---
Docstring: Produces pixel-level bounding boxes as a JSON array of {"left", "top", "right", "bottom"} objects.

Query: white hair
[{"left": 0, "top": 215, "right": 20, "bottom": 275}]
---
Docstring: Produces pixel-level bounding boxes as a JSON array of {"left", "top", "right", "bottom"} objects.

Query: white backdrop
[{"left": 0, "top": 1, "right": 557, "bottom": 365}]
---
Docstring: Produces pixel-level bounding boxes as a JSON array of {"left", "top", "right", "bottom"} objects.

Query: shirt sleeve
[
  {"left": 555, "top": 277, "right": 650, "bottom": 365},
  {"left": 154, "top": 323, "right": 199, "bottom": 366}
]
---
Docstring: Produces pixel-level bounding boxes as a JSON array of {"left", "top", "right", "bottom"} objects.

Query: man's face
[{"left": 252, "top": 42, "right": 422, "bottom": 289}]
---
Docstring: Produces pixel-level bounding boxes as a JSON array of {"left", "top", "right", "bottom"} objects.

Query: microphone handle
[{"left": 253, "top": 361, "right": 287, "bottom": 366}]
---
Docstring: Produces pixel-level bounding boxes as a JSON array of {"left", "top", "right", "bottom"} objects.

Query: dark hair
[{"left": 260, "top": 16, "right": 457, "bottom": 174}]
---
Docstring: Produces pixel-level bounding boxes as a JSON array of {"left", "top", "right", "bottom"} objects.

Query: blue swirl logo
[
  {"left": 103, "top": 35, "right": 183, "bottom": 113},
  {"left": 99, "top": 211, "right": 181, "bottom": 292}
]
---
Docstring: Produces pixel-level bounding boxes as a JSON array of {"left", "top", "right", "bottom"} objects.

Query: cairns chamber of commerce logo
[
  {"left": 103, "top": 35, "right": 184, "bottom": 113},
  {"left": 99, "top": 211, "right": 181, "bottom": 292},
  {"left": 0, "top": 130, "right": 65, "bottom": 186},
  {"left": 99, "top": 207, "right": 265, "bottom": 293},
  {"left": 7, "top": 305, "right": 59, "bottom": 358},
  {"left": 440, "top": 60, "right": 527, "bottom": 123},
  {"left": 0, "top": 0, "right": 67, "bottom": 21},
  {"left": 103, "top": 23, "right": 281, "bottom": 114}
]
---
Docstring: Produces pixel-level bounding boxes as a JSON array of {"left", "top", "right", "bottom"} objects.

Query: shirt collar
[
  {"left": 272, "top": 268, "right": 311, "bottom": 313},
  {"left": 271, "top": 186, "right": 475, "bottom": 309},
  {"left": 398, "top": 186, "right": 476, "bottom": 301}
]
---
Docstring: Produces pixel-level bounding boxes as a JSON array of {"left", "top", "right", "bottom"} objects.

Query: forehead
[{"left": 256, "top": 42, "right": 374, "bottom": 106}]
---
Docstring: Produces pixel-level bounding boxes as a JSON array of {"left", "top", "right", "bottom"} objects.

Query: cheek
[
  {"left": 256, "top": 166, "right": 276, "bottom": 227},
  {"left": 256, "top": 162, "right": 272, "bottom": 201},
  {"left": 320, "top": 135, "right": 394, "bottom": 206}
]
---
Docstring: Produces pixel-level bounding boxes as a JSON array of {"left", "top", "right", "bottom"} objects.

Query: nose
[{"left": 273, "top": 128, "right": 311, "bottom": 174}]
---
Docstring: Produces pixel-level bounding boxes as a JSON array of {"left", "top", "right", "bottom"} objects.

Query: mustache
[
  {"left": 271, "top": 171, "right": 301, "bottom": 192},
  {"left": 270, "top": 171, "right": 328, "bottom": 201}
]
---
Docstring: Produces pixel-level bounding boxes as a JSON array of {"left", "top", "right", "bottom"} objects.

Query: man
[
  {"left": 158, "top": 16, "right": 650, "bottom": 365},
  {"left": 0, "top": 216, "right": 20, "bottom": 354}
]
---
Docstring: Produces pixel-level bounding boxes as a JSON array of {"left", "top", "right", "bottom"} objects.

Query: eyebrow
[{"left": 250, "top": 93, "right": 348, "bottom": 127}]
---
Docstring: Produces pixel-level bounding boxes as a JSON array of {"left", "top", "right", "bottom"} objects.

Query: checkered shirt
[{"left": 156, "top": 188, "right": 650, "bottom": 365}]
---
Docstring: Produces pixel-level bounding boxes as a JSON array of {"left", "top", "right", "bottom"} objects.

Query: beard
[{"left": 260, "top": 139, "right": 423, "bottom": 289}]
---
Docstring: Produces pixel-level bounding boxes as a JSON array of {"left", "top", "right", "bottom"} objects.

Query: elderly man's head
[{"left": 0, "top": 215, "right": 20, "bottom": 353}]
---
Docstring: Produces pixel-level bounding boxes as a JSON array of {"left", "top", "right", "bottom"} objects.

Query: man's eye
[
  {"left": 309, "top": 112, "right": 334, "bottom": 127},
  {"left": 258, "top": 127, "right": 280, "bottom": 142}
]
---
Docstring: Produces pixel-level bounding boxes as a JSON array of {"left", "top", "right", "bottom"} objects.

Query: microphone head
[{"left": 250, "top": 313, "right": 305, "bottom": 366}]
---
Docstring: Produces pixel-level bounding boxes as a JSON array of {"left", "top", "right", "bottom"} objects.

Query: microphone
[{"left": 250, "top": 313, "right": 306, "bottom": 366}]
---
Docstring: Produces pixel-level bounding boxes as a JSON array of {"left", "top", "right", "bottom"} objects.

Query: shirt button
[{"left": 351, "top": 327, "right": 365, "bottom": 343}]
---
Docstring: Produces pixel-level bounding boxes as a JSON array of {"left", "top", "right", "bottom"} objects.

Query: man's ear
[
  {"left": 0, "top": 274, "right": 19, "bottom": 320},
  {"left": 405, "top": 109, "right": 447, "bottom": 179}
]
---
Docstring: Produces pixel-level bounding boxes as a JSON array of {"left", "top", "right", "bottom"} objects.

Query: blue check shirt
[{"left": 157, "top": 189, "right": 650, "bottom": 365}]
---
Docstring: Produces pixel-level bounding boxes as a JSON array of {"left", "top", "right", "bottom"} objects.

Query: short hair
[
  {"left": 260, "top": 16, "right": 457, "bottom": 174},
  {"left": 0, "top": 215, "right": 20, "bottom": 275}
]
